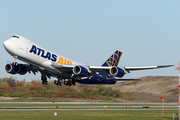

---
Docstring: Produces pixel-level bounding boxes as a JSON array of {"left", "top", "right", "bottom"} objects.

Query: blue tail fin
[{"left": 102, "top": 50, "right": 122, "bottom": 67}]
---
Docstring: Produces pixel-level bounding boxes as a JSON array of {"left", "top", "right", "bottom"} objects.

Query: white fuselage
[{"left": 3, "top": 36, "right": 82, "bottom": 76}]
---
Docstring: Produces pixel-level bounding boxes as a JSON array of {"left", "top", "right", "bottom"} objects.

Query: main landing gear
[
  {"left": 64, "top": 79, "right": 75, "bottom": 86},
  {"left": 54, "top": 79, "right": 75, "bottom": 86},
  {"left": 54, "top": 78, "right": 62, "bottom": 86},
  {"left": 41, "top": 75, "right": 48, "bottom": 85},
  {"left": 40, "top": 75, "right": 76, "bottom": 86}
]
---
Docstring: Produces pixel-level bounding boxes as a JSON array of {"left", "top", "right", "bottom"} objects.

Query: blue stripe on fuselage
[{"left": 75, "top": 73, "right": 116, "bottom": 84}]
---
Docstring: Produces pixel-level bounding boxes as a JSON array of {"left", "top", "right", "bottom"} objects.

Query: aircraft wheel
[
  {"left": 54, "top": 80, "right": 57, "bottom": 84},
  {"left": 45, "top": 81, "right": 48, "bottom": 85},
  {"left": 69, "top": 80, "right": 72, "bottom": 85},
  {"left": 72, "top": 80, "right": 75, "bottom": 85},
  {"left": 57, "top": 81, "right": 62, "bottom": 86},
  {"left": 41, "top": 76, "right": 47, "bottom": 81},
  {"left": 59, "top": 82, "right": 62, "bottom": 86},
  {"left": 69, "top": 81, "right": 72, "bottom": 86},
  {"left": 64, "top": 81, "right": 67, "bottom": 85}
]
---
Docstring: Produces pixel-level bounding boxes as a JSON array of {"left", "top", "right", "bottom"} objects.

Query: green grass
[
  {"left": 0, "top": 103, "right": 176, "bottom": 107},
  {"left": 0, "top": 110, "right": 177, "bottom": 120}
]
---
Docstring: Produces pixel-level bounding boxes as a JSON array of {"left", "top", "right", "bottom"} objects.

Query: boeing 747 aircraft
[{"left": 3, "top": 35, "right": 173, "bottom": 86}]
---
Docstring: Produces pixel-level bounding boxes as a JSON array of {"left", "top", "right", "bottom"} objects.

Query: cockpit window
[{"left": 12, "top": 35, "right": 19, "bottom": 38}]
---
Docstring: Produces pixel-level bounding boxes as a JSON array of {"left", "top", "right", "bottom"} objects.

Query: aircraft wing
[
  {"left": 51, "top": 63, "right": 112, "bottom": 75},
  {"left": 25, "top": 64, "right": 42, "bottom": 75},
  {"left": 51, "top": 63, "right": 111, "bottom": 70},
  {"left": 51, "top": 62, "right": 173, "bottom": 75},
  {"left": 124, "top": 65, "right": 173, "bottom": 72},
  {"left": 88, "top": 66, "right": 111, "bottom": 74},
  {"left": 51, "top": 62, "right": 75, "bottom": 69},
  {"left": 88, "top": 65, "right": 173, "bottom": 74},
  {"left": 52, "top": 64, "right": 120, "bottom": 76}
]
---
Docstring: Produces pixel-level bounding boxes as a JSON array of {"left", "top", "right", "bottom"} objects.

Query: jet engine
[
  {"left": 13, "top": 64, "right": 27, "bottom": 75},
  {"left": 5, "top": 62, "right": 27, "bottom": 75},
  {"left": 73, "top": 65, "right": 88, "bottom": 77},
  {"left": 109, "top": 67, "right": 125, "bottom": 77},
  {"left": 5, "top": 62, "right": 16, "bottom": 74}
]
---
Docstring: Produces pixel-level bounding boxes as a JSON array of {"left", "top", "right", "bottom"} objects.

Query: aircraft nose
[
  {"left": 3, "top": 40, "right": 10, "bottom": 49},
  {"left": 3, "top": 38, "right": 16, "bottom": 54},
  {"left": 3, "top": 40, "right": 10, "bottom": 50}
]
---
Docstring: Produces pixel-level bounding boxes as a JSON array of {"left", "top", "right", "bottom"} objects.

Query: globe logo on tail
[{"left": 106, "top": 51, "right": 121, "bottom": 67}]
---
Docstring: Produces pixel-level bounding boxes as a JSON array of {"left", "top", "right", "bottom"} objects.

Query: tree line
[{"left": 0, "top": 77, "right": 125, "bottom": 101}]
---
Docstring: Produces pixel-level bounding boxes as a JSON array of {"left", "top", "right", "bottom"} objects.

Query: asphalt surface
[{"left": 0, "top": 106, "right": 178, "bottom": 110}]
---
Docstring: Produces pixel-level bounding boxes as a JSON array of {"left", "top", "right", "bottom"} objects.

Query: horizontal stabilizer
[{"left": 107, "top": 78, "right": 141, "bottom": 81}]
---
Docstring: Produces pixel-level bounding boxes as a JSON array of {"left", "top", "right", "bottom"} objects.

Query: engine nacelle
[
  {"left": 13, "top": 64, "right": 27, "bottom": 75},
  {"left": 109, "top": 67, "right": 125, "bottom": 77},
  {"left": 5, "top": 62, "right": 27, "bottom": 75},
  {"left": 5, "top": 62, "right": 16, "bottom": 74},
  {"left": 73, "top": 65, "right": 88, "bottom": 77}
]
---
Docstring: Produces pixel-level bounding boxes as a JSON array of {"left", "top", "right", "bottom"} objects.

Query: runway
[{"left": 0, "top": 106, "right": 178, "bottom": 110}]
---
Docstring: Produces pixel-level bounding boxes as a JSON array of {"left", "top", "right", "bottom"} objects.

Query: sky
[{"left": 0, "top": 0, "right": 179, "bottom": 82}]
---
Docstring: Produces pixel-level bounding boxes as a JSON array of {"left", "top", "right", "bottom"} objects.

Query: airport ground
[
  {"left": 0, "top": 109, "right": 178, "bottom": 120},
  {"left": 0, "top": 76, "right": 179, "bottom": 119},
  {"left": 0, "top": 102, "right": 179, "bottom": 120}
]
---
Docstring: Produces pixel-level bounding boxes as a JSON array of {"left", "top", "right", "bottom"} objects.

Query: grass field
[
  {"left": 0, "top": 103, "right": 178, "bottom": 120},
  {"left": 0, "top": 110, "right": 178, "bottom": 120},
  {"left": 0, "top": 103, "right": 176, "bottom": 107}
]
